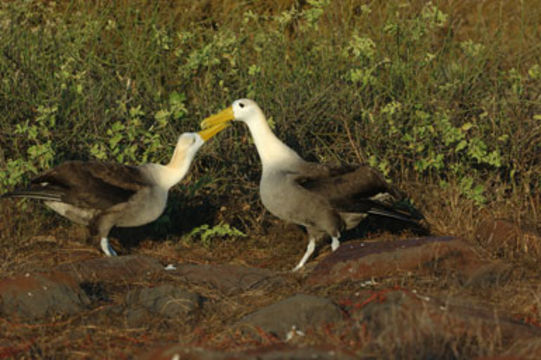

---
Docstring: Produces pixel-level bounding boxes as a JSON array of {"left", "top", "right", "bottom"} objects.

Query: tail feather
[
  {"left": 367, "top": 207, "right": 420, "bottom": 224},
  {"left": 1, "top": 190, "right": 62, "bottom": 202}
]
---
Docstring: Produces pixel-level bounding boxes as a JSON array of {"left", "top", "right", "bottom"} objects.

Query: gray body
[
  {"left": 208, "top": 98, "right": 423, "bottom": 270},
  {"left": 261, "top": 162, "right": 344, "bottom": 240},
  {"left": 260, "top": 158, "right": 411, "bottom": 243}
]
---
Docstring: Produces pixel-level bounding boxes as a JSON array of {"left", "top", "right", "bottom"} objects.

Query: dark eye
[{"left": 239, "top": 102, "right": 245, "bottom": 108}]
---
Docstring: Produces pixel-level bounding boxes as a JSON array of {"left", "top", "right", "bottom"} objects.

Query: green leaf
[
  {"left": 455, "top": 140, "right": 467, "bottom": 152},
  {"left": 461, "top": 122, "right": 473, "bottom": 131}
]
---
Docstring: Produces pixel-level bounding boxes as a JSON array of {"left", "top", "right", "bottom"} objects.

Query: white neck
[
  {"left": 145, "top": 140, "right": 198, "bottom": 190},
  {"left": 244, "top": 112, "right": 301, "bottom": 170}
]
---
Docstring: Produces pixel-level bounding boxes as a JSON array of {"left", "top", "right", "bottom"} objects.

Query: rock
[
  {"left": 475, "top": 219, "right": 541, "bottom": 258},
  {"left": 464, "top": 262, "right": 515, "bottom": 289},
  {"left": 139, "top": 346, "right": 226, "bottom": 360},
  {"left": 240, "top": 346, "right": 354, "bottom": 360},
  {"left": 140, "top": 344, "right": 354, "bottom": 360},
  {"left": 0, "top": 272, "right": 90, "bottom": 321},
  {"left": 497, "top": 338, "right": 541, "bottom": 359},
  {"left": 307, "top": 236, "right": 483, "bottom": 286},
  {"left": 169, "top": 264, "right": 286, "bottom": 294},
  {"left": 56, "top": 255, "right": 164, "bottom": 283},
  {"left": 475, "top": 357, "right": 534, "bottom": 360},
  {"left": 90, "top": 304, "right": 124, "bottom": 325},
  {"left": 237, "top": 294, "right": 343, "bottom": 340},
  {"left": 346, "top": 289, "right": 541, "bottom": 357},
  {"left": 125, "top": 284, "right": 202, "bottom": 323}
]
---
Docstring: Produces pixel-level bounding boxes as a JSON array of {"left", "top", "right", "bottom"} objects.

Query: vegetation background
[{"left": 0, "top": 0, "right": 540, "bottom": 357}]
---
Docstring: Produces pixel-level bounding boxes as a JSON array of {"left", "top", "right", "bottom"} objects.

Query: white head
[
  {"left": 175, "top": 132, "right": 205, "bottom": 160},
  {"left": 200, "top": 98, "right": 265, "bottom": 129},
  {"left": 230, "top": 99, "right": 265, "bottom": 124},
  {"left": 200, "top": 98, "right": 301, "bottom": 167},
  {"left": 166, "top": 122, "right": 230, "bottom": 171}
]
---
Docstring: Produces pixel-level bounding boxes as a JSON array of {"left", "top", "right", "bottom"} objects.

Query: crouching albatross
[
  {"left": 201, "top": 99, "right": 422, "bottom": 271},
  {"left": 1, "top": 123, "right": 229, "bottom": 256}
]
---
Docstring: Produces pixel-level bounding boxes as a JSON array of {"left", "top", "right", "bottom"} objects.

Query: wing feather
[
  {"left": 15, "top": 161, "right": 151, "bottom": 209},
  {"left": 293, "top": 163, "right": 401, "bottom": 201},
  {"left": 291, "top": 162, "right": 418, "bottom": 222}
]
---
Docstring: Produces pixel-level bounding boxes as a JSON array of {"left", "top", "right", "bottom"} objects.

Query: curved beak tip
[
  {"left": 200, "top": 106, "right": 235, "bottom": 129},
  {"left": 197, "top": 122, "right": 231, "bottom": 142}
]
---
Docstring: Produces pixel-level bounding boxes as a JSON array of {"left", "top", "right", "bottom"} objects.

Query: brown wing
[
  {"left": 27, "top": 160, "right": 151, "bottom": 209},
  {"left": 289, "top": 161, "right": 357, "bottom": 180},
  {"left": 291, "top": 162, "right": 409, "bottom": 215}
]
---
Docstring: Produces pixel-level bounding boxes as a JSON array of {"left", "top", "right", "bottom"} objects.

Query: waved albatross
[
  {"left": 201, "top": 99, "right": 422, "bottom": 271},
  {"left": 1, "top": 123, "right": 229, "bottom": 256}
]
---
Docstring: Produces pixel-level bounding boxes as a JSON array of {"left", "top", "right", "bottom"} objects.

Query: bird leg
[
  {"left": 331, "top": 231, "right": 341, "bottom": 251},
  {"left": 100, "top": 237, "right": 118, "bottom": 256},
  {"left": 331, "top": 235, "right": 340, "bottom": 252},
  {"left": 91, "top": 214, "right": 118, "bottom": 256},
  {"left": 292, "top": 237, "right": 316, "bottom": 272}
]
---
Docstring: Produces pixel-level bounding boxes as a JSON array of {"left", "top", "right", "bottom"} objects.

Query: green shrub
[{"left": 0, "top": 0, "right": 539, "bottom": 228}]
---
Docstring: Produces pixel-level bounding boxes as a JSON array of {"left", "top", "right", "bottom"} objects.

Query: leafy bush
[
  {"left": 186, "top": 222, "right": 246, "bottom": 248},
  {"left": 0, "top": 0, "right": 539, "bottom": 231}
]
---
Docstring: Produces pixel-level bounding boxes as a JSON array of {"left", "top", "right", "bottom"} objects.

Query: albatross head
[
  {"left": 175, "top": 122, "right": 231, "bottom": 158},
  {"left": 200, "top": 99, "right": 264, "bottom": 129},
  {"left": 200, "top": 99, "right": 301, "bottom": 166},
  {"left": 166, "top": 122, "right": 230, "bottom": 173}
]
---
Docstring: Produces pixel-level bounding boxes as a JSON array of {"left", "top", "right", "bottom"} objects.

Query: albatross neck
[
  {"left": 244, "top": 113, "right": 301, "bottom": 170},
  {"left": 157, "top": 144, "right": 195, "bottom": 189}
]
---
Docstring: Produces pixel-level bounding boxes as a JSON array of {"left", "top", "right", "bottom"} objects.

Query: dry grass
[{"left": 0, "top": 0, "right": 540, "bottom": 358}]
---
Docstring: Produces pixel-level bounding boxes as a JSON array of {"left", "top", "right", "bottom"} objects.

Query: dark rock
[
  {"left": 497, "top": 338, "right": 541, "bottom": 359},
  {"left": 170, "top": 264, "right": 286, "bottom": 294},
  {"left": 91, "top": 304, "right": 124, "bottom": 325},
  {"left": 125, "top": 284, "right": 202, "bottom": 327},
  {"left": 347, "top": 289, "right": 541, "bottom": 357},
  {"left": 56, "top": 255, "right": 164, "bottom": 283},
  {"left": 307, "top": 236, "right": 483, "bottom": 286},
  {"left": 125, "top": 307, "right": 152, "bottom": 328},
  {"left": 240, "top": 345, "right": 355, "bottom": 360},
  {"left": 0, "top": 272, "right": 90, "bottom": 321},
  {"left": 475, "top": 357, "right": 534, "bottom": 360},
  {"left": 140, "top": 344, "right": 354, "bottom": 360},
  {"left": 140, "top": 345, "right": 226, "bottom": 360},
  {"left": 237, "top": 294, "right": 343, "bottom": 340},
  {"left": 80, "top": 281, "right": 110, "bottom": 302}
]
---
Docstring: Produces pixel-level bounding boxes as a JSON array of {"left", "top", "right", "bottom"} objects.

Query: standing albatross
[
  {"left": 201, "top": 99, "right": 422, "bottom": 271},
  {"left": 1, "top": 123, "right": 229, "bottom": 256}
]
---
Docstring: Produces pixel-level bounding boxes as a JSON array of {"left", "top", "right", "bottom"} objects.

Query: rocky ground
[{"left": 1, "top": 218, "right": 541, "bottom": 359}]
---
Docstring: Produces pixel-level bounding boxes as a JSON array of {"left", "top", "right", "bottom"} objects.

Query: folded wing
[
  {"left": 2, "top": 161, "right": 151, "bottom": 209},
  {"left": 291, "top": 162, "right": 419, "bottom": 224}
]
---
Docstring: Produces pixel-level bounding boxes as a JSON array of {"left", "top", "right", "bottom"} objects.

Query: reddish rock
[
  {"left": 464, "top": 262, "right": 515, "bottom": 289},
  {"left": 0, "top": 272, "right": 90, "bottom": 321},
  {"left": 169, "top": 264, "right": 286, "bottom": 294},
  {"left": 476, "top": 219, "right": 541, "bottom": 258},
  {"left": 236, "top": 294, "right": 344, "bottom": 340},
  {"left": 56, "top": 255, "right": 164, "bottom": 283},
  {"left": 307, "top": 236, "right": 483, "bottom": 285}
]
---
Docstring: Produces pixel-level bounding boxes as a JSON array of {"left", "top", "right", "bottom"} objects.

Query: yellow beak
[
  {"left": 197, "top": 122, "right": 231, "bottom": 141},
  {"left": 200, "top": 106, "right": 235, "bottom": 129}
]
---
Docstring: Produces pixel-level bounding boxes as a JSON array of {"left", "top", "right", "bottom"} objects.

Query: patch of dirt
[{"left": 1, "top": 218, "right": 541, "bottom": 359}]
